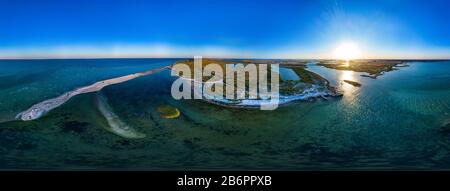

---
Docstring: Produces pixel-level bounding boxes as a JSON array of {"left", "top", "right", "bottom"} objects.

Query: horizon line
[{"left": 0, "top": 56, "right": 449, "bottom": 61}]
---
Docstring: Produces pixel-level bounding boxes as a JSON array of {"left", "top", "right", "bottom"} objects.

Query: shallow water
[
  {"left": 279, "top": 67, "right": 300, "bottom": 81},
  {"left": 0, "top": 59, "right": 450, "bottom": 170}
]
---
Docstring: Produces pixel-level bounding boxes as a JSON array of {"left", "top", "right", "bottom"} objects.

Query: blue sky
[{"left": 0, "top": 0, "right": 449, "bottom": 59}]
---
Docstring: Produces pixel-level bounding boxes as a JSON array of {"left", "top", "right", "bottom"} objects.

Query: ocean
[{"left": 0, "top": 59, "right": 450, "bottom": 170}]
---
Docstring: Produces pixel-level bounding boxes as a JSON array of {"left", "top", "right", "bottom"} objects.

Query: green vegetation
[
  {"left": 176, "top": 59, "right": 323, "bottom": 84},
  {"left": 241, "top": 59, "right": 308, "bottom": 66},
  {"left": 174, "top": 59, "right": 335, "bottom": 98},
  {"left": 157, "top": 105, "right": 181, "bottom": 119},
  {"left": 317, "top": 60, "right": 404, "bottom": 77},
  {"left": 175, "top": 59, "right": 231, "bottom": 82},
  {"left": 290, "top": 66, "right": 327, "bottom": 85}
]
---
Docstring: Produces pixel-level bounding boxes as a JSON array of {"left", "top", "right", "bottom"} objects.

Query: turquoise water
[
  {"left": 279, "top": 67, "right": 301, "bottom": 81},
  {"left": 0, "top": 59, "right": 450, "bottom": 170}
]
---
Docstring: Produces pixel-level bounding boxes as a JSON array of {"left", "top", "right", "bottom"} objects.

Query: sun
[{"left": 333, "top": 42, "right": 361, "bottom": 61}]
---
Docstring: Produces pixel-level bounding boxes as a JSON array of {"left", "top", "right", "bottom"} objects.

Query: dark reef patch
[
  {"left": 0, "top": 129, "right": 42, "bottom": 150},
  {"left": 60, "top": 121, "right": 90, "bottom": 134},
  {"left": 440, "top": 123, "right": 450, "bottom": 133}
]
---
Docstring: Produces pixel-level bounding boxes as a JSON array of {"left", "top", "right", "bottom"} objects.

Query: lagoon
[{"left": 0, "top": 59, "right": 450, "bottom": 170}]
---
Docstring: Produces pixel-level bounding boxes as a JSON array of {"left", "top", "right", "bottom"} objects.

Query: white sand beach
[{"left": 16, "top": 65, "right": 171, "bottom": 121}]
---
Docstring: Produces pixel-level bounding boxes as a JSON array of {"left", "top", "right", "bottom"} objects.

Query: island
[
  {"left": 16, "top": 58, "right": 347, "bottom": 121},
  {"left": 174, "top": 59, "right": 342, "bottom": 108},
  {"left": 157, "top": 105, "right": 181, "bottom": 119},
  {"left": 343, "top": 80, "right": 362, "bottom": 87},
  {"left": 317, "top": 60, "right": 406, "bottom": 78}
]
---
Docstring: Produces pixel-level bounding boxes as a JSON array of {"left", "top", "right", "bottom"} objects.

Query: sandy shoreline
[
  {"left": 16, "top": 65, "right": 171, "bottom": 121},
  {"left": 16, "top": 60, "right": 342, "bottom": 121}
]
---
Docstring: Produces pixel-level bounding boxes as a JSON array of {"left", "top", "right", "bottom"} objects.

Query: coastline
[
  {"left": 186, "top": 63, "right": 343, "bottom": 109},
  {"left": 16, "top": 65, "right": 171, "bottom": 121},
  {"left": 317, "top": 60, "right": 407, "bottom": 79},
  {"left": 16, "top": 58, "right": 397, "bottom": 121},
  {"left": 3, "top": 59, "right": 450, "bottom": 169},
  {"left": 200, "top": 85, "right": 342, "bottom": 109}
]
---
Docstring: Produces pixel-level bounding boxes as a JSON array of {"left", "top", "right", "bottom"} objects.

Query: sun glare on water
[{"left": 333, "top": 42, "right": 361, "bottom": 62}]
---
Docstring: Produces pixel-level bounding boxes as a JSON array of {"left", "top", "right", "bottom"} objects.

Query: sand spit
[
  {"left": 16, "top": 65, "right": 170, "bottom": 121},
  {"left": 95, "top": 92, "right": 145, "bottom": 139}
]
